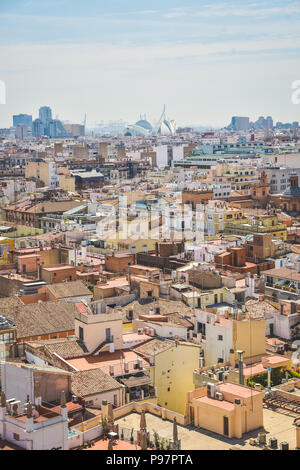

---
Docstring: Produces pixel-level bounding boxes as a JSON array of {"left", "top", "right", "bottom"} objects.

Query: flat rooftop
[
  {"left": 115, "top": 407, "right": 298, "bottom": 450},
  {"left": 66, "top": 349, "right": 150, "bottom": 375}
]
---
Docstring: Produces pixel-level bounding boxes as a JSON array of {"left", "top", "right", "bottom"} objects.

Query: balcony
[{"left": 265, "top": 281, "right": 300, "bottom": 296}]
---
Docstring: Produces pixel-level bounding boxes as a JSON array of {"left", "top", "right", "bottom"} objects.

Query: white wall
[
  {"left": 266, "top": 312, "right": 300, "bottom": 340},
  {"left": 155, "top": 145, "right": 168, "bottom": 166},
  {"left": 146, "top": 321, "right": 188, "bottom": 340},
  {"left": 1, "top": 362, "right": 34, "bottom": 403}
]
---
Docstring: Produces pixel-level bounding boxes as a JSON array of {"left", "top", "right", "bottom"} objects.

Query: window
[
  {"left": 79, "top": 326, "right": 84, "bottom": 341},
  {"left": 113, "top": 394, "right": 118, "bottom": 406},
  {"left": 0, "top": 350, "right": 8, "bottom": 360},
  {"left": 13, "top": 433, "right": 20, "bottom": 441},
  {"left": 167, "top": 387, "right": 171, "bottom": 392},
  {"left": 218, "top": 335, "right": 223, "bottom": 341}
]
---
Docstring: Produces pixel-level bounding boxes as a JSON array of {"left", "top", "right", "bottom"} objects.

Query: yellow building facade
[
  {"left": 0, "top": 237, "right": 14, "bottom": 264},
  {"left": 59, "top": 174, "right": 76, "bottom": 192},
  {"left": 232, "top": 317, "right": 266, "bottom": 360},
  {"left": 224, "top": 214, "right": 287, "bottom": 241},
  {"left": 149, "top": 342, "right": 202, "bottom": 415}
]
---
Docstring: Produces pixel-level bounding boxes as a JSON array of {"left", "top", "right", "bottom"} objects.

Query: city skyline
[{"left": 0, "top": 0, "right": 300, "bottom": 128}]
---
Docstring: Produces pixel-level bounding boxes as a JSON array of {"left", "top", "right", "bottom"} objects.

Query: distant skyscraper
[
  {"left": 266, "top": 116, "right": 273, "bottom": 130},
  {"left": 32, "top": 118, "right": 44, "bottom": 137},
  {"left": 230, "top": 116, "right": 249, "bottom": 131},
  {"left": 39, "top": 106, "right": 52, "bottom": 125},
  {"left": 13, "top": 114, "right": 32, "bottom": 128},
  {"left": 15, "top": 124, "right": 28, "bottom": 140},
  {"left": 48, "top": 119, "right": 68, "bottom": 138}
]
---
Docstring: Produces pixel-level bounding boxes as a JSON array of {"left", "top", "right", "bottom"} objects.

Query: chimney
[
  {"left": 155, "top": 242, "right": 159, "bottom": 257},
  {"left": 216, "top": 311, "right": 220, "bottom": 323},
  {"left": 237, "top": 350, "right": 244, "bottom": 385},
  {"left": 229, "top": 349, "right": 235, "bottom": 368}
]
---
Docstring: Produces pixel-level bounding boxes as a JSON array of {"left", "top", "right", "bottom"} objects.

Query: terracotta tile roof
[
  {"left": 0, "top": 296, "right": 24, "bottom": 312},
  {"left": 3, "top": 300, "right": 76, "bottom": 339},
  {"left": 72, "top": 368, "right": 122, "bottom": 396},
  {"left": 262, "top": 267, "right": 300, "bottom": 281},
  {"left": 246, "top": 299, "right": 278, "bottom": 317},
  {"left": 26, "top": 200, "right": 83, "bottom": 214},
  {"left": 75, "top": 302, "right": 88, "bottom": 315},
  {"left": 26, "top": 337, "right": 88, "bottom": 360},
  {"left": 47, "top": 280, "right": 92, "bottom": 299},
  {"left": 133, "top": 338, "right": 174, "bottom": 356},
  {"left": 119, "top": 299, "right": 194, "bottom": 322}
]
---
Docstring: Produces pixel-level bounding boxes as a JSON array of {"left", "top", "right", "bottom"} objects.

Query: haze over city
[
  {"left": 1, "top": 0, "right": 300, "bottom": 455},
  {"left": 1, "top": 0, "right": 300, "bottom": 128}
]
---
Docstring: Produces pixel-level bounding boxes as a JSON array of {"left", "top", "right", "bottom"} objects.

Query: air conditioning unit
[
  {"left": 6, "top": 398, "right": 16, "bottom": 406},
  {"left": 215, "top": 392, "right": 224, "bottom": 401},
  {"left": 207, "top": 382, "right": 217, "bottom": 399},
  {"left": 10, "top": 400, "right": 23, "bottom": 416},
  {"left": 137, "top": 328, "right": 143, "bottom": 335},
  {"left": 217, "top": 371, "right": 223, "bottom": 381}
]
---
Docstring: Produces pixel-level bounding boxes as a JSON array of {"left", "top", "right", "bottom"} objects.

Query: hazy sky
[{"left": 0, "top": 0, "right": 300, "bottom": 128}]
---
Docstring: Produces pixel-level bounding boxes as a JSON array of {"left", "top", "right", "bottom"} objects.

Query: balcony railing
[{"left": 265, "top": 282, "right": 300, "bottom": 294}]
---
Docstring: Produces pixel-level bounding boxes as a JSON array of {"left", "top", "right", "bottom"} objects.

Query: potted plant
[{"left": 101, "top": 417, "right": 108, "bottom": 438}]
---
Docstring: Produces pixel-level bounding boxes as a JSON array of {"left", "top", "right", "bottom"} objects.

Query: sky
[{"left": 0, "top": 0, "right": 300, "bottom": 128}]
